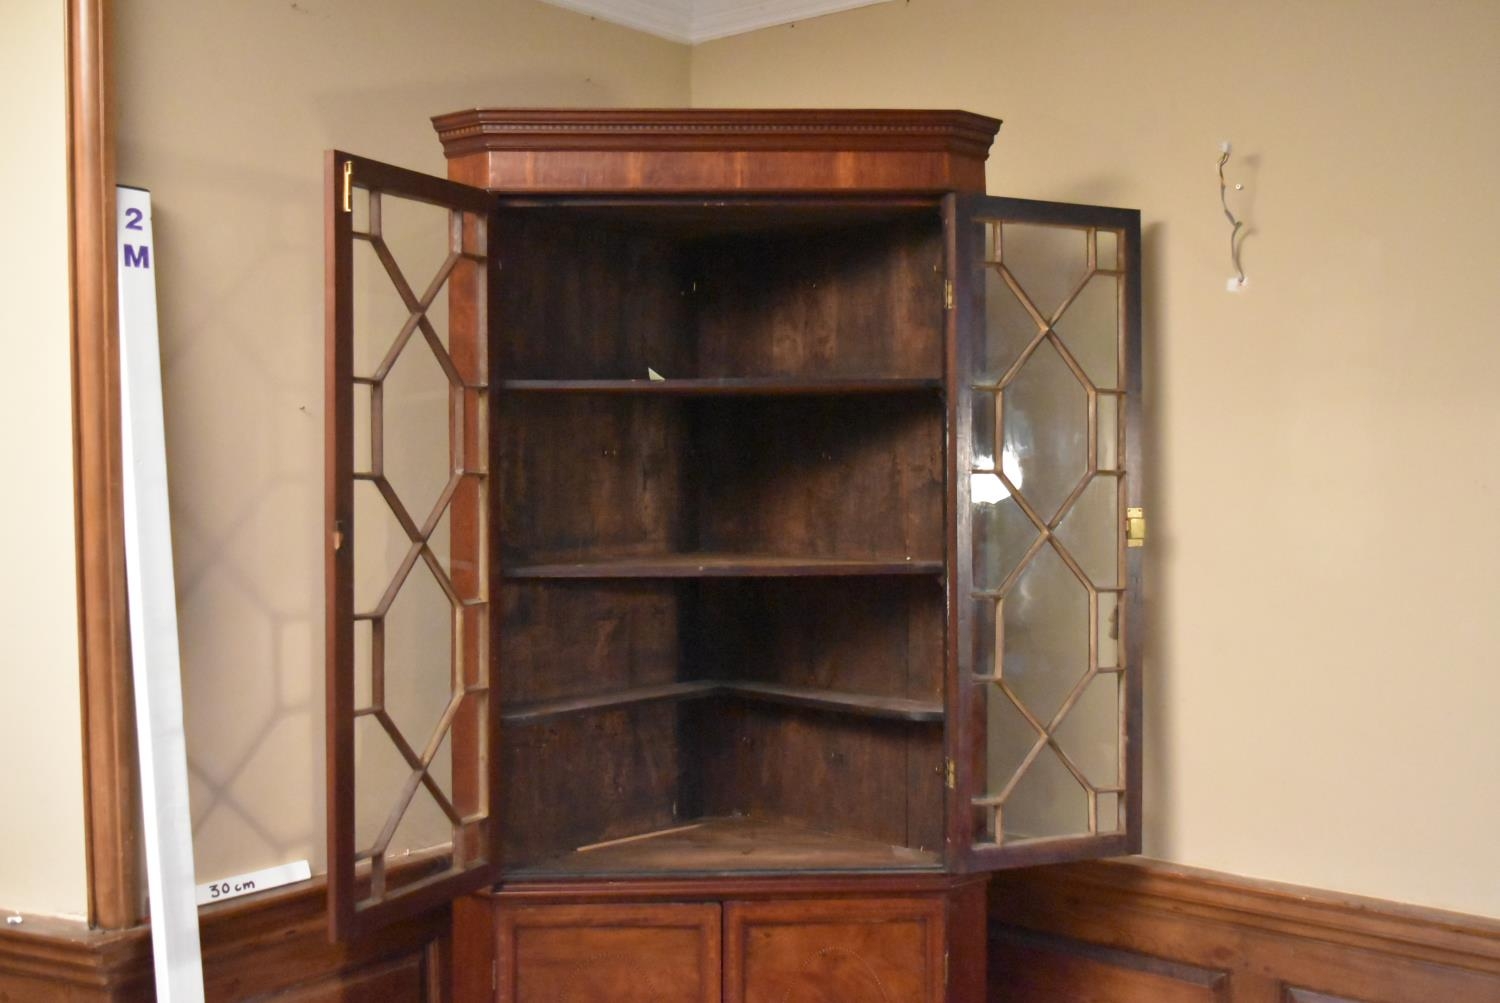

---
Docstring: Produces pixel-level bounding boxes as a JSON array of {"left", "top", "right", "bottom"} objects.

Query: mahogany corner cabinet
[{"left": 323, "top": 108, "right": 1144, "bottom": 1002}]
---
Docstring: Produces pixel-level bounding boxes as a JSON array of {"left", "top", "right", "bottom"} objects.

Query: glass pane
[
  {"left": 1097, "top": 791, "right": 1120, "bottom": 833},
  {"left": 1094, "top": 228, "right": 1119, "bottom": 272},
  {"left": 977, "top": 265, "right": 1042, "bottom": 384},
  {"left": 382, "top": 559, "right": 455, "bottom": 763},
  {"left": 352, "top": 239, "right": 411, "bottom": 380},
  {"left": 387, "top": 774, "right": 452, "bottom": 859},
  {"left": 965, "top": 205, "right": 1135, "bottom": 857},
  {"left": 1002, "top": 545, "right": 1089, "bottom": 724},
  {"left": 353, "top": 618, "right": 374, "bottom": 712},
  {"left": 999, "top": 744, "right": 1089, "bottom": 841},
  {"left": 985, "top": 684, "right": 1042, "bottom": 800},
  {"left": 1097, "top": 393, "right": 1121, "bottom": 472},
  {"left": 353, "top": 478, "right": 408, "bottom": 615},
  {"left": 1098, "top": 592, "right": 1122, "bottom": 669},
  {"left": 1054, "top": 273, "right": 1119, "bottom": 390},
  {"left": 972, "top": 390, "right": 997, "bottom": 471},
  {"left": 354, "top": 713, "right": 414, "bottom": 853},
  {"left": 377, "top": 194, "right": 452, "bottom": 327},
  {"left": 1052, "top": 674, "right": 1120, "bottom": 789},
  {"left": 382, "top": 328, "right": 454, "bottom": 527},
  {"left": 973, "top": 599, "right": 999, "bottom": 680},
  {"left": 1001, "top": 339, "right": 1088, "bottom": 522},
  {"left": 972, "top": 483, "right": 1037, "bottom": 592},
  {"left": 998, "top": 223, "right": 1089, "bottom": 321},
  {"left": 352, "top": 382, "right": 372, "bottom": 476},
  {"left": 1054, "top": 474, "right": 1119, "bottom": 587}
]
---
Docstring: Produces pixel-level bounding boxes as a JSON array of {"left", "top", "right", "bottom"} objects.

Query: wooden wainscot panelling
[
  {"left": 0, "top": 870, "right": 450, "bottom": 1002},
  {"left": 988, "top": 857, "right": 1500, "bottom": 1003}
]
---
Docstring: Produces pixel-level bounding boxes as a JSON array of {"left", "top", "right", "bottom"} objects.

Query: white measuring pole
[{"left": 116, "top": 185, "right": 206, "bottom": 1001}]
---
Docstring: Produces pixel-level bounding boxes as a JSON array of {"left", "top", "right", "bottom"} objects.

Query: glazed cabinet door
[
  {"left": 493, "top": 903, "right": 721, "bottom": 1003},
  {"left": 325, "top": 151, "right": 501, "bottom": 939},
  {"left": 945, "top": 195, "right": 1144, "bottom": 870},
  {"left": 724, "top": 899, "right": 947, "bottom": 1003}
]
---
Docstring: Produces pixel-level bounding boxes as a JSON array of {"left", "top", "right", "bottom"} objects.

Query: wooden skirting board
[
  {"left": 6, "top": 857, "right": 1500, "bottom": 1001},
  {"left": 0, "top": 872, "right": 448, "bottom": 1002},
  {"left": 989, "top": 858, "right": 1500, "bottom": 1003}
]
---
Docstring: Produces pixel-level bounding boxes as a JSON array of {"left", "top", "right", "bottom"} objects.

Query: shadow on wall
[
  {"left": 1139, "top": 220, "right": 1170, "bottom": 859},
  {"left": 137, "top": 73, "right": 643, "bottom": 883}
]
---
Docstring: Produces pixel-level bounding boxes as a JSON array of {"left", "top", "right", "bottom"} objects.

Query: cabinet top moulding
[{"left": 432, "top": 107, "right": 1002, "bottom": 194}]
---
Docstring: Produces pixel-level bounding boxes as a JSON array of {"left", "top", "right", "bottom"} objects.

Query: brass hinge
[
  {"left": 341, "top": 160, "right": 353, "bottom": 213},
  {"left": 331, "top": 520, "right": 345, "bottom": 552},
  {"left": 943, "top": 278, "right": 954, "bottom": 311},
  {"left": 1126, "top": 506, "right": 1146, "bottom": 548},
  {"left": 944, "top": 949, "right": 950, "bottom": 987},
  {"left": 491, "top": 960, "right": 498, "bottom": 992},
  {"left": 945, "top": 758, "right": 956, "bottom": 789}
]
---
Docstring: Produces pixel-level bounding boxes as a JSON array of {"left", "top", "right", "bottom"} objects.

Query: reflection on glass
[
  {"left": 1001, "top": 340, "right": 1088, "bottom": 521},
  {"left": 1054, "top": 274, "right": 1119, "bottom": 390},
  {"left": 973, "top": 599, "right": 998, "bottom": 680},
  {"left": 1055, "top": 475, "right": 1119, "bottom": 588},
  {"left": 1000, "top": 744, "right": 1088, "bottom": 841},
  {"left": 971, "top": 487, "right": 1036, "bottom": 591},
  {"left": 1052, "top": 674, "right": 1120, "bottom": 789},
  {"left": 1097, "top": 593, "right": 1121, "bottom": 670},
  {"left": 1002, "top": 545, "right": 1089, "bottom": 723},
  {"left": 971, "top": 216, "right": 1131, "bottom": 849},
  {"left": 972, "top": 391, "right": 996, "bottom": 470}
]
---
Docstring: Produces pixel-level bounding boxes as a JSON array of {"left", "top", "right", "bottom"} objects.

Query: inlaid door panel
[
  {"left": 724, "top": 898, "right": 945, "bottom": 1003},
  {"left": 497, "top": 903, "right": 721, "bottom": 1003}
]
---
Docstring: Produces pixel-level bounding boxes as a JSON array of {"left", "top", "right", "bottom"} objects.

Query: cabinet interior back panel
[{"left": 496, "top": 206, "right": 944, "bottom": 380}]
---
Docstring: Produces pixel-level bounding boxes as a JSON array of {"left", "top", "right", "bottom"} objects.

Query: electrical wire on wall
[{"left": 1218, "top": 140, "right": 1247, "bottom": 291}]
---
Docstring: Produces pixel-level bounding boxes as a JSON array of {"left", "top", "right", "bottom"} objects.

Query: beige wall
[
  {"left": 115, "top": 0, "right": 690, "bottom": 886},
  {"left": 693, "top": 0, "right": 1500, "bottom": 918},
  {"left": 0, "top": 0, "right": 90, "bottom": 918}
]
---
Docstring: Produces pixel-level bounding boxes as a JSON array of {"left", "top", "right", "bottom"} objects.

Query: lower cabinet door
[
  {"left": 497, "top": 902, "right": 722, "bottom": 1003},
  {"left": 724, "top": 898, "right": 947, "bottom": 1003}
]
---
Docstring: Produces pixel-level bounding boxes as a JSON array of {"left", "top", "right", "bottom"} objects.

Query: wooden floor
[{"left": 513, "top": 815, "right": 941, "bottom": 877}]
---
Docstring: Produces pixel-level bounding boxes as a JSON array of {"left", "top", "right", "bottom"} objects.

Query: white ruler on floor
[{"left": 117, "top": 185, "right": 206, "bottom": 1002}]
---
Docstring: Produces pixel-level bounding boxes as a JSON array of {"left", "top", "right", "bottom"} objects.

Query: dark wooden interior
[{"left": 494, "top": 201, "right": 951, "bottom": 876}]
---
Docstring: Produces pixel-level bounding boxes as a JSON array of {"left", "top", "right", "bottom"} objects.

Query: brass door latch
[{"left": 1126, "top": 507, "right": 1146, "bottom": 548}]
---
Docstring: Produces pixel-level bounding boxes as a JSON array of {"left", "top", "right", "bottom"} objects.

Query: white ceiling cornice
[{"left": 541, "top": 0, "right": 892, "bottom": 45}]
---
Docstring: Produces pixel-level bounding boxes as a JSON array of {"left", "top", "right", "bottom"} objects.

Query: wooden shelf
[
  {"left": 510, "top": 816, "right": 941, "bottom": 877},
  {"left": 725, "top": 681, "right": 942, "bottom": 722},
  {"left": 504, "top": 680, "right": 944, "bottom": 724},
  {"left": 503, "top": 681, "right": 713, "bottom": 724},
  {"left": 501, "top": 377, "right": 941, "bottom": 396},
  {"left": 506, "top": 553, "right": 943, "bottom": 579}
]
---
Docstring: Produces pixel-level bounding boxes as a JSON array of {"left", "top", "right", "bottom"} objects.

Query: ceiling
[{"left": 540, "top": 0, "right": 892, "bottom": 44}]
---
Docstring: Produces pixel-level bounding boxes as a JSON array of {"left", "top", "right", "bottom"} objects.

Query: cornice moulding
[{"left": 537, "top": 0, "right": 892, "bottom": 44}]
